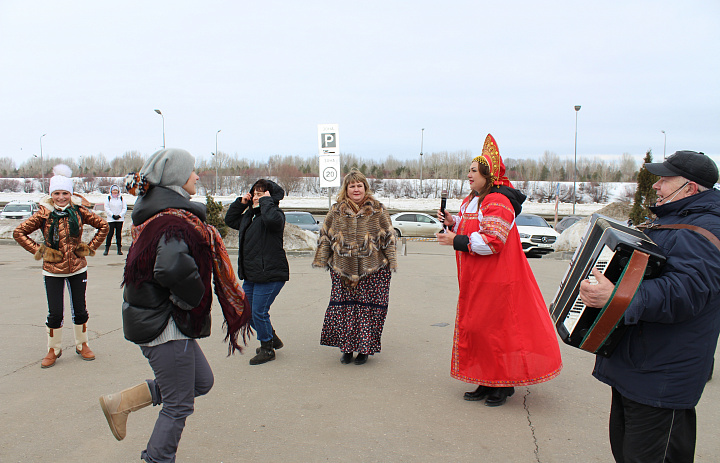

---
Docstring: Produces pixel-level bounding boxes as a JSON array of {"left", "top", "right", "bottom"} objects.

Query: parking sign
[{"left": 318, "top": 123, "right": 341, "bottom": 188}]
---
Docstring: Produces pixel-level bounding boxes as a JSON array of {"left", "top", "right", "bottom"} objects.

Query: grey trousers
[{"left": 140, "top": 339, "right": 214, "bottom": 463}]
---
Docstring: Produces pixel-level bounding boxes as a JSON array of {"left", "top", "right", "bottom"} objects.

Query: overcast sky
[{"left": 1, "top": 1, "right": 718, "bottom": 169}]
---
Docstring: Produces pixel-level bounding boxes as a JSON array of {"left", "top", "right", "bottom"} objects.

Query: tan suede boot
[
  {"left": 73, "top": 323, "right": 95, "bottom": 360},
  {"left": 99, "top": 382, "right": 153, "bottom": 441},
  {"left": 41, "top": 327, "right": 63, "bottom": 368}
]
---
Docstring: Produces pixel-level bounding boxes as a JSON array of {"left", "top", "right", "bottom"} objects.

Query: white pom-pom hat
[{"left": 49, "top": 164, "right": 74, "bottom": 194}]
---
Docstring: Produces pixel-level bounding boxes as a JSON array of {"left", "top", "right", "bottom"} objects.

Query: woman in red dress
[{"left": 436, "top": 134, "right": 562, "bottom": 406}]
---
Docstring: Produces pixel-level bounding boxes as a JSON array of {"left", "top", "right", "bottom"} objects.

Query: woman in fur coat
[
  {"left": 313, "top": 168, "right": 397, "bottom": 365},
  {"left": 13, "top": 164, "right": 109, "bottom": 368}
]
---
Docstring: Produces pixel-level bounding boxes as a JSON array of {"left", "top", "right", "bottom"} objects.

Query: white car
[
  {"left": 515, "top": 213, "right": 560, "bottom": 257},
  {"left": 0, "top": 200, "right": 39, "bottom": 220},
  {"left": 391, "top": 212, "right": 444, "bottom": 237}
]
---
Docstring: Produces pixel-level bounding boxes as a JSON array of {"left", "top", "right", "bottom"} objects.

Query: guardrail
[{"left": 0, "top": 201, "right": 571, "bottom": 223}]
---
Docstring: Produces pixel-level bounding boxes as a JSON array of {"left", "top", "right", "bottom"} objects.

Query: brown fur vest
[{"left": 312, "top": 197, "right": 397, "bottom": 286}]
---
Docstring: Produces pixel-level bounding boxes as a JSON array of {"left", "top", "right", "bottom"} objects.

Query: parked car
[
  {"left": 391, "top": 212, "right": 444, "bottom": 237},
  {"left": 515, "top": 213, "right": 560, "bottom": 257},
  {"left": 0, "top": 200, "right": 39, "bottom": 220},
  {"left": 285, "top": 211, "right": 320, "bottom": 233},
  {"left": 555, "top": 215, "right": 583, "bottom": 234}
]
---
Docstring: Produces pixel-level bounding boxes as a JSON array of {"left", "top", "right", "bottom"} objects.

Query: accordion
[{"left": 549, "top": 214, "right": 666, "bottom": 357}]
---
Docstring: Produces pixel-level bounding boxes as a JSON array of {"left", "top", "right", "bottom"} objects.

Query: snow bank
[{"left": 2, "top": 191, "right": 629, "bottom": 252}]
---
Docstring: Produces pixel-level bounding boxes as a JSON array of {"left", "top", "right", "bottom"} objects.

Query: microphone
[{"left": 440, "top": 190, "right": 448, "bottom": 231}]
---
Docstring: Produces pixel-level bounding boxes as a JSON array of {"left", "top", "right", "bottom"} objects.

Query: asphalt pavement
[{"left": 1, "top": 241, "right": 718, "bottom": 463}]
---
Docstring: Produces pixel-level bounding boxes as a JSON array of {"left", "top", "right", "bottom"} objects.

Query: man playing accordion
[{"left": 580, "top": 150, "right": 720, "bottom": 463}]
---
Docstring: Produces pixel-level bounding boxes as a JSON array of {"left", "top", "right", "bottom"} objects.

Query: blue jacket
[{"left": 593, "top": 189, "right": 720, "bottom": 408}]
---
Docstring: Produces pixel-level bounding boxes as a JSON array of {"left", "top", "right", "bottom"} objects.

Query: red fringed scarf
[{"left": 123, "top": 209, "right": 251, "bottom": 355}]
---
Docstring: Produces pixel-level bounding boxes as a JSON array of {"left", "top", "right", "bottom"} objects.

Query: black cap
[{"left": 644, "top": 150, "right": 718, "bottom": 189}]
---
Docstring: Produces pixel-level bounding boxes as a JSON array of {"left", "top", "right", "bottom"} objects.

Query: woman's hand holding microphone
[{"left": 436, "top": 209, "right": 456, "bottom": 245}]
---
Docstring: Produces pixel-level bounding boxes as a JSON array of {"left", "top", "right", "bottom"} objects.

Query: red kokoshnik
[{"left": 472, "top": 134, "right": 513, "bottom": 187}]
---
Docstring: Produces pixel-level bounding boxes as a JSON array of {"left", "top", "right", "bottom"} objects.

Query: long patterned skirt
[{"left": 320, "top": 267, "right": 391, "bottom": 355}]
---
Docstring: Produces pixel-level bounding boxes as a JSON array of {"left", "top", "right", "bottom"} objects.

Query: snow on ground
[
  {"left": 0, "top": 191, "right": 621, "bottom": 251},
  {"left": 0, "top": 191, "right": 609, "bottom": 216}
]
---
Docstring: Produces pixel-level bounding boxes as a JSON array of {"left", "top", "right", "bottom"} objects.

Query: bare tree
[
  {"left": 110, "top": 151, "right": 146, "bottom": 176},
  {"left": 197, "top": 171, "right": 214, "bottom": 195},
  {"left": 75, "top": 177, "right": 100, "bottom": 194},
  {"left": 368, "top": 178, "right": 383, "bottom": 195},
  {"left": 619, "top": 185, "right": 636, "bottom": 203},
  {"left": 302, "top": 176, "right": 321, "bottom": 195},
  {"left": 275, "top": 164, "right": 304, "bottom": 195},
  {"left": 586, "top": 182, "right": 610, "bottom": 203},
  {"left": 96, "top": 177, "right": 116, "bottom": 192},
  {"left": 619, "top": 153, "right": 638, "bottom": 182},
  {"left": 0, "top": 179, "right": 22, "bottom": 192},
  {"left": 540, "top": 151, "right": 563, "bottom": 181},
  {"left": 559, "top": 184, "right": 574, "bottom": 203},
  {"left": 384, "top": 179, "right": 400, "bottom": 198},
  {"left": 531, "top": 182, "right": 555, "bottom": 203},
  {"left": 0, "top": 157, "right": 17, "bottom": 176}
]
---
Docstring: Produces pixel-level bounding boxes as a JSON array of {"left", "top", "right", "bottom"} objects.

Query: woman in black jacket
[
  {"left": 99, "top": 149, "right": 249, "bottom": 462},
  {"left": 225, "top": 179, "right": 289, "bottom": 365}
]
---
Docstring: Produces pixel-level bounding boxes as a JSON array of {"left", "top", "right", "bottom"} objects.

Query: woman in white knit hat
[{"left": 13, "top": 164, "right": 109, "bottom": 368}]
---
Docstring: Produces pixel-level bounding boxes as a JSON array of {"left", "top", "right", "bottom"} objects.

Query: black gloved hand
[{"left": 112, "top": 215, "right": 121, "bottom": 220}]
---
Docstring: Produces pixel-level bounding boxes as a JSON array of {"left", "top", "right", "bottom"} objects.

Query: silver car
[
  {"left": 391, "top": 212, "right": 444, "bottom": 237},
  {"left": 285, "top": 211, "right": 320, "bottom": 233},
  {"left": 0, "top": 200, "right": 39, "bottom": 220}
]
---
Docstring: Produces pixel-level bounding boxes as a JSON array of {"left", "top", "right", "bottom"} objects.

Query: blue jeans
[{"left": 242, "top": 281, "right": 285, "bottom": 343}]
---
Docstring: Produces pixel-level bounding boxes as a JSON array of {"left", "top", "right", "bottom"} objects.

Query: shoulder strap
[
  {"left": 580, "top": 249, "right": 649, "bottom": 354},
  {"left": 642, "top": 223, "right": 720, "bottom": 253}
]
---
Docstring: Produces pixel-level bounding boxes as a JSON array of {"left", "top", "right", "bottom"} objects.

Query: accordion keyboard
[{"left": 563, "top": 248, "right": 614, "bottom": 334}]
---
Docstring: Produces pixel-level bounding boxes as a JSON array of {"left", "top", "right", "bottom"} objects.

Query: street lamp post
[
  {"left": 215, "top": 129, "right": 221, "bottom": 195},
  {"left": 40, "top": 133, "right": 46, "bottom": 193},
  {"left": 661, "top": 130, "right": 666, "bottom": 159},
  {"left": 419, "top": 128, "right": 424, "bottom": 196},
  {"left": 573, "top": 105, "right": 581, "bottom": 215},
  {"left": 154, "top": 109, "right": 165, "bottom": 149}
]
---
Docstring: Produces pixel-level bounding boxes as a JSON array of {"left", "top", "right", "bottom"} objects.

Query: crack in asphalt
[
  {"left": 523, "top": 388, "right": 542, "bottom": 463},
  {"left": 1, "top": 326, "right": 123, "bottom": 378}
]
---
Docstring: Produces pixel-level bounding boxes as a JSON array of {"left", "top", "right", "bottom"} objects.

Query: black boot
[
  {"left": 485, "top": 387, "right": 515, "bottom": 407},
  {"left": 464, "top": 385, "right": 492, "bottom": 401},
  {"left": 271, "top": 330, "right": 283, "bottom": 350},
  {"left": 103, "top": 247, "right": 109, "bottom": 256},
  {"left": 340, "top": 352, "right": 354, "bottom": 364},
  {"left": 354, "top": 353, "right": 368, "bottom": 365},
  {"left": 117, "top": 247, "right": 123, "bottom": 255},
  {"left": 256, "top": 330, "right": 283, "bottom": 353},
  {"left": 250, "top": 341, "right": 275, "bottom": 365}
]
